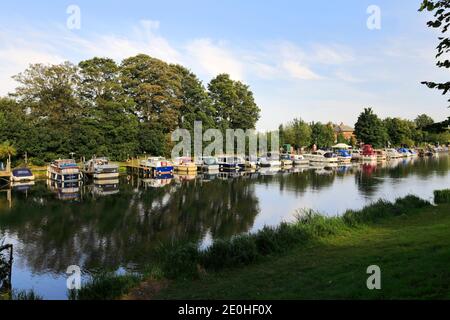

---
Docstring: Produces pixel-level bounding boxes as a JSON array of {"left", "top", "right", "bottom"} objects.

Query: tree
[
  {"left": 208, "top": 74, "right": 260, "bottom": 130},
  {"left": 419, "top": 0, "right": 450, "bottom": 107},
  {"left": 0, "top": 141, "right": 17, "bottom": 160},
  {"left": 354, "top": 108, "right": 387, "bottom": 148},
  {"left": 310, "top": 122, "right": 335, "bottom": 148},
  {"left": 384, "top": 118, "right": 414, "bottom": 146},
  {"left": 415, "top": 114, "right": 435, "bottom": 129}
]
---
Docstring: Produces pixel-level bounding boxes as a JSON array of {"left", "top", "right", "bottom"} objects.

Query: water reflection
[{"left": 0, "top": 155, "right": 448, "bottom": 299}]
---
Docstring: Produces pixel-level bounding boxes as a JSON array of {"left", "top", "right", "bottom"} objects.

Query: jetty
[{"left": 0, "top": 159, "right": 11, "bottom": 183}]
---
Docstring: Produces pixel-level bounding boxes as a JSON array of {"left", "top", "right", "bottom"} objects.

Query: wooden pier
[{"left": 0, "top": 159, "right": 11, "bottom": 183}]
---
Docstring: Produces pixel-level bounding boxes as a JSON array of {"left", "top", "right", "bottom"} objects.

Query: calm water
[{"left": 0, "top": 155, "right": 449, "bottom": 299}]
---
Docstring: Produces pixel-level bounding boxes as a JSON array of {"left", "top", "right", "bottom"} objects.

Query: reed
[{"left": 434, "top": 189, "right": 450, "bottom": 204}]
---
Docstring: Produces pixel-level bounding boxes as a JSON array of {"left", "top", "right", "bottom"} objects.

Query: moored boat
[
  {"left": 291, "top": 154, "right": 309, "bottom": 166},
  {"left": 84, "top": 157, "right": 119, "bottom": 180},
  {"left": 47, "top": 159, "right": 81, "bottom": 182},
  {"left": 173, "top": 157, "right": 198, "bottom": 173},
  {"left": 196, "top": 156, "right": 220, "bottom": 172},
  {"left": 11, "top": 168, "right": 35, "bottom": 182},
  {"left": 140, "top": 157, "right": 174, "bottom": 176},
  {"left": 385, "top": 148, "right": 402, "bottom": 159},
  {"left": 245, "top": 155, "right": 258, "bottom": 170},
  {"left": 336, "top": 150, "right": 352, "bottom": 164},
  {"left": 351, "top": 149, "right": 362, "bottom": 161},
  {"left": 375, "top": 150, "right": 387, "bottom": 161},
  {"left": 280, "top": 154, "right": 293, "bottom": 167},
  {"left": 304, "top": 150, "right": 339, "bottom": 163},
  {"left": 361, "top": 145, "right": 377, "bottom": 162}
]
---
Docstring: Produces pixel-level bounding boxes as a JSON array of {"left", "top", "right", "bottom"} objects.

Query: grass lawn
[{"left": 154, "top": 204, "right": 450, "bottom": 300}]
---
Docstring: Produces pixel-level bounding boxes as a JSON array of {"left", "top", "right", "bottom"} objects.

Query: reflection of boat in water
[
  {"left": 84, "top": 158, "right": 119, "bottom": 180},
  {"left": 361, "top": 163, "right": 377, "bottom": 175},
  {"left": 92, "top": 179, "right": 120, "bottom": 196},
  {"left": 175, "top": 174, "right": 197, "bottom": 183},
  {"left": 200, "top": 172, "right": 219, "bottom": 182},
  {"left": 11, "top": 168, "right": 35, "bottom": 182},
  {"left": 259, "top": 167, "right": 281, "bottom": 176},
  {"left": 47, "top": 180, "right": 81, "bottom": 201},
  {"left": 11, "top": 181, "right": 35, "bottom": 192},
  {"left": 141, "top": 176, "right": 173, "bottom": 188},
  {"left": 47, "top": 159, "right": 82, "bottom": 182}
]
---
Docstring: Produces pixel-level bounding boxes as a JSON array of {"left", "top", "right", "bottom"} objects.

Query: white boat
[
  {"left": 385, "top": 148, "right": 402, "bottom": 159},
  {"left": 47, "top": 159, "right": 81, "bottom": 182},
  {"left": 196, "top": 156, "right": 220, "bottom": 172},
  {"left": 351, "top": 150, "right": 362, "bottom": 161},
  {"left": 280, "top": 154, "right": 293, "bottom": 167},
  {"left": 304, "top": 150, "right": 339, "bottom": 163},
  {"left": 140, "top": 157, "right": 174, "bottom": 176},
  {"left": 218, "top": 156, "right": 245, "bottom": 171},
  {"left": 375, "top": 150, "right": 387, "bottom": 161},
  {"left": 173, "top": 157, "right": 198, "bottom": 173},
  {"left": 11, "top": 168, "right": 35, "bottom": 182},
  {"left": 245, "top": 156, "right": 258, "bottom": 170},
  {"left": 84, "top": 157, "right": 119, "bottom": 180},
  {"left": 292, "top": 155, "right": 309, "bottom": 166},
  {"left": 361, "top": 145, "right": 377, "bottom": 162},
  {"left": 335, "top": 150, "right": 352, "bottom": 164}
]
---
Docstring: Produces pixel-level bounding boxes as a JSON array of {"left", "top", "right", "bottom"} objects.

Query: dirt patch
[{"left": 122, "top": 279, "right": 170, "bottom": 300}]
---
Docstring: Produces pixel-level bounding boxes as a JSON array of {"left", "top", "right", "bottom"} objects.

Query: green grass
[
  {"left": 156, "top": 203, "right": 450, "bottom": 300},
  {"left": 70, "top": 274, "right": 142, "bottom": 300},
  {"left": 73, "top": 192, "right": 450, "bottom": 300}
]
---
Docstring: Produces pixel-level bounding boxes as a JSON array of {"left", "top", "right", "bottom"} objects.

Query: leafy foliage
[
  {"left": 0, "top": 55, "right": 261, "bottom": 162},
  {"left": 419, "top": 0, "right": 450, "bottom": 107}
]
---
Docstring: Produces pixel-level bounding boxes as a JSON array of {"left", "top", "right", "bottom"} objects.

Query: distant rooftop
[{"left": 333, "top": 122, "right": 354, "bottom": 133}]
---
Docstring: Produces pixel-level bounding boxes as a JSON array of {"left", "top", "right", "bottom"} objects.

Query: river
[{"left": 0, "top": 155, "right": 449, "bottom": 299}]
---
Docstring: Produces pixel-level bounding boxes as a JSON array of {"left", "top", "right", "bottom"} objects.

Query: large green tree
[
  {"left": 208, "top": 74, "right": 260, "bottom": 130},
  {"left": 354, "top": 108, "right": 387, "bottom": 148}
]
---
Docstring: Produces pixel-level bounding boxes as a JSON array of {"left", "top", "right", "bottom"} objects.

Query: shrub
[
  {"left": 434, "top": 189, "right": 450, "bottom": 204},
  {"left": 159, "top": 243, "right": 200, "bottom": 279},
  {"left": 71, "top": 274, "right": 141, "bottom": 300}
]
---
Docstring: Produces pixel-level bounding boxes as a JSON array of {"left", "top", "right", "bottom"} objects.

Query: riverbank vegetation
[
  {"left": 279, "top": 109, "right": 450, "bottom": 150},
  {"left": 0, "top": 55, "right": 261, "bottom": 164},
  {"left": 72, "top": 189, "right": 450, "bottom": 300}
]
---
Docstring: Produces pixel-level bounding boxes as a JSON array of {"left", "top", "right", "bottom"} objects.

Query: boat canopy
[
  {"left": 337, "top": 150, "right": 351, "bottom": 157},
  {"left": 12, "top": 168, "right": 33, "bottom": 177}
]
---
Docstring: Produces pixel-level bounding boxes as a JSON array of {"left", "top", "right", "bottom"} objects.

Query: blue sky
[{"left": 0, "top": 0, "right": 448, "bottom": 130}]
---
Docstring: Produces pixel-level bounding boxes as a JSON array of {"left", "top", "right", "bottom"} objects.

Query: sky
[{"left": 0, "top": 0, "right": 448, "bottom": 131}]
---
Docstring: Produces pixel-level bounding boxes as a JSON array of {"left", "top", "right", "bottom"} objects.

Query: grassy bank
[{"left": 75, "top": 190, "right": 450, "bottom": 300}]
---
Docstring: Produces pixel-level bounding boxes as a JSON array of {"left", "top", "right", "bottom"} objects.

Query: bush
[
  {"left": 71, "top": 274, "right": 141, "bottom": 300},
  {"left": 159, "top": 243, "right": 200, "bottom": 279},
  {"left": 434, "top": 190, "right": 450, "bottom": 204}
]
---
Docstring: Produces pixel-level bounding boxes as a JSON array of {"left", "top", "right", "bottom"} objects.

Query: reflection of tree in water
[
  {"left": 0, "top": 177, "right": 259, "bottom": 274},
  {"left": 258, "top": 169, "right": 337, "bottom": 195},
  {"left": 354, "top": 163, "right": 382, "bottom": 197}
]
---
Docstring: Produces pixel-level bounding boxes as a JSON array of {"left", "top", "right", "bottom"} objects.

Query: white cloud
[
  {"left": 185, "top": 39, "right": 244, "bottom": 81},
  {"left": 282, "top": 60, "right": 321, "bottom": 80}
]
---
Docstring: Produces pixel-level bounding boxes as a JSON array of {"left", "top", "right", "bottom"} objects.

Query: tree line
[
  {"left": 0, "top": 55, "right": 260, "bottom": 165},
  {"left": 278, "top": 108, "right": 450, "bottom": 150}
]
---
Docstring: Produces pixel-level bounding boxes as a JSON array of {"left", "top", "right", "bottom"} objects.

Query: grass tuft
[
  {"left": 70, "top": 274, "right": 141, "bottom": 300},
  {"left": 434, "top": 189, "right": 450, "bottom": 204}
]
